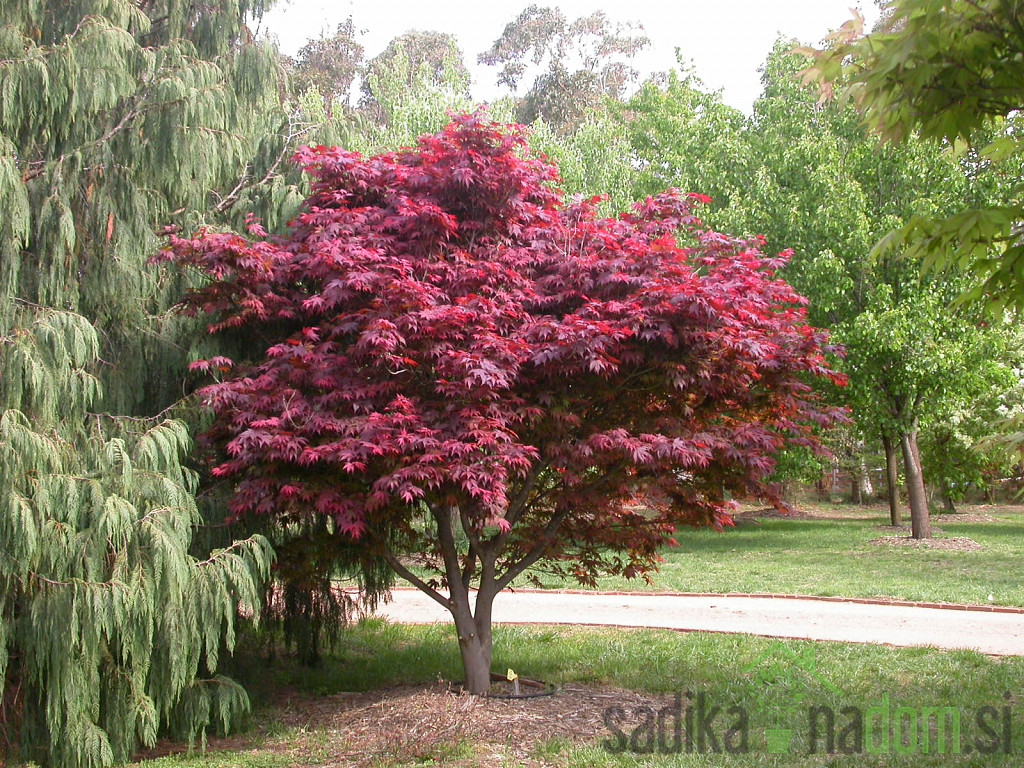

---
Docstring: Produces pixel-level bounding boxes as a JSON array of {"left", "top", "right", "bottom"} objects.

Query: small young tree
[{"left": 161, "top": 113, "right": 846, "bottom": 694}]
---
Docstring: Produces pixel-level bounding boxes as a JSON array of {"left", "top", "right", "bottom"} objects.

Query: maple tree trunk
[
  {"left": 882, "top": 435, "right": 902, "bottom": 526},
  {"left": 432, "top": 504, "right": 497, "bottom": 695},
  {"left": 447, "top": 586, "right": 494, "bottom": 695},
  {"left": 900, "top": 430, "right": 931, "bottom": 539}
]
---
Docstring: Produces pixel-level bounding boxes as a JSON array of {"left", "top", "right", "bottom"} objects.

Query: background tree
[
  {"left": 479, "top": 5, "right": 648, "bottom": 131},
  {"left": 737, "top": 42, "right": 1016, "bottom": 531},
  {"left": 352, "top": 35, "right": 479, "bottom": 153},
  {"left": 289, "top": 17, "right": 364, "bottom": 113},
  {"left": 919, "top": 336, "right": 1021, "bottom": 513},
  {"left": 527, "top": 111, "right": 639, "bottom": 216},
  {"left": 803, "top": 0, "right": 1024, "bottom": 313},
  {"left": 360, "top": 30, "right": 471, "bottom": 124},
  {"left": 161, "top": 114, "right": 846, "bottom": 696},
  {"left": 614, "top": 64, "right": 753, "bottom": 233},
  {"left": 612, "top": 39, "right": 1023, "bottom": 529},
  {"left": 841, "top": 288, "right": 1012, "bottom": 536}
]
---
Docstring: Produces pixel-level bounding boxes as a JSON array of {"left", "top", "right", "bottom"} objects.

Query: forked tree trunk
[
  {"left": 381, "top": 488, "right": 566, "bottom": 696},
  {"left": 900, "top": 430, "right": 931, "bottom": 539},
  {"left": 381, "top": 518, "right": 500, "bottom": 696},
  {"left": 447, "top": 586, "right": 495, "bottom": 695},
  {"left": 431, "top": 504, "right": 499, "bottom": 695},
  {"left": 882, "top": 435, "right": 901, "bottom": 526}
]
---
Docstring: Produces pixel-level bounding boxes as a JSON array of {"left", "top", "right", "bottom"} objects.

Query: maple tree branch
[
  {"left": 460, "top": 551, "right": 478, "bottom": 592},
  {"left": 376, "top": 545, "right": 448, "bottom": 608},
  {"left": 495, "top": 462, "right": 632, "bottom": 590},
  {"left": 502, "top": 459, "right": 551, "bottom": 528},
  {"left": 433, "top": 503, "right": 474, "bottom": 608},
  {"left": 457, "top": 505, "right": 480, "bottom": 591},
  {"left": 495, "top": 506, "right": 571, "bottom": 591},
  {"left": 487, "top": 481, "right": 561, "bottom": 561}
]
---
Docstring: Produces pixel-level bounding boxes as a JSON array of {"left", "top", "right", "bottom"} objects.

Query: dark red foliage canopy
[{"left": 160, "top": 112, "right": 845, "bottom": 586}]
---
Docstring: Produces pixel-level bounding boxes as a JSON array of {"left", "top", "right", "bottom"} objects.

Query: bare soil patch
[{"left": 874, "top": 524, "right": 945, "bottom": 535}]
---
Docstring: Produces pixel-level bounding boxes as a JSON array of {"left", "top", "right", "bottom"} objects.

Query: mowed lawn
[
  {"left": 130, "top": 504, "right": 1024, "bottom": 768},
  {"left": 518, "top": 503, "right": 1024, "bottom": 607},
  {"left": 134, "top": 621, "right": 1024, "bottom": 768}
]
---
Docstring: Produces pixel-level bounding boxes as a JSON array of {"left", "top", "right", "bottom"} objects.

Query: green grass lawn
[
  {"left": 136, "top": 620, "right": 1024, "bottom": 767},
  {"left": 516, "top": 503, "right": 1024, "bottom": 607},
  {"left": 130, "top": 503, "right": 1024, "bottom": 767}
]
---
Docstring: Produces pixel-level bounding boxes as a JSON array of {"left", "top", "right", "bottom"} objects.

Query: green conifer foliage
[
  {"left": 1, "top": 310, "right": 273, "bottom": 766},
  {"left": 0, "top": 1, "right": 288, "bottom": 764}
]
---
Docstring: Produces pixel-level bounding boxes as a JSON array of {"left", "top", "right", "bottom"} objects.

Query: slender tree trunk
[
  {"left": 377, "top": 522, "right": 497, "bottom": 695},
  {"left": 882, "top": 435, "right": 901, "bottom": 526},
  {"left": 384, "top": 486, "right": 572, "bottom": 696},
  {"left": 849, "top": 445, "right": 873, "bottom": 505},
  {"left": 939, "top": 477, "right": 957, "bottom": 514},
  {"left": 900, "top": 430, "right": 931, "bottom": 539},
  {"left": 931, "top": 429, "right": 958, "bottom": 514},
  {"left": 815, "top": 476, "right": 828, "bottom": 501},
  {"left": 858, "top": 452, "right": 874, "bottom": 504}
]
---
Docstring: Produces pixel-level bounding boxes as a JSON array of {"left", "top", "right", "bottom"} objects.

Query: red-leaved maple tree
[{"left": 159, "top": 113, "right": 846, "bottom": 694}]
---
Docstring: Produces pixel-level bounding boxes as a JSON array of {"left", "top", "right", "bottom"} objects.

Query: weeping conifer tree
[
  {"left": 0, "top": 1, "right": 342, "bottom": 765},
  {"left": 0, "top": 310, "right": 273, "bottom": 765}
]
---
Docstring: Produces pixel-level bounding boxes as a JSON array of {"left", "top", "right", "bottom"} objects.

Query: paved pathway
[{"left": 372, "top": 589, "right": 1024, "bottom": 656}]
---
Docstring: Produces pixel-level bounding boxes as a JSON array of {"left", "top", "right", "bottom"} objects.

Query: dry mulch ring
[
  {"left": 140, "top": 683, "right": 653, "bottom": 767},
  {"left": 933, "top": 512, "right": 998, "bottom": 523},
  {"left": 869, "top": 530, "right": 983, "bottom": 552}
]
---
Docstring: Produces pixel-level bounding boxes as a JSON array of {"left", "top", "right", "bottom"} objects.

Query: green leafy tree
[
  {"left": 527, "top": 111, "right": 639, "bottom": 215},
  {"left": 360, "top": 30, "right": 471, "bottom": 127},
  {"left": 747, "top": 43, "right": 1024, "bottom": 535},
  {"left": 842, "top": 289, "right": 1006, "bottom": 535},
  {"left": 916, "top": 320, "right": 1022, "bottom": 511},
  {"left": 624, "top": 41, "right": 1019, "bottom": 532},
  {"left": 0, "top": 1, "right": 307, "bottom": 763},
  {"left": 1, "top": 311, "right": 272, "bottom": 766},
  {"left": 615, "top": 65, "right": 753, "bottom": 232},
  {"left": 803, "top": 0, "right": 1024, "bottom": 313}
]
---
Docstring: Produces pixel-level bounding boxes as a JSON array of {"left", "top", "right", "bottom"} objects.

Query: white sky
[{"left": 258, "top": 0, "right": 879, "bottom": 113}]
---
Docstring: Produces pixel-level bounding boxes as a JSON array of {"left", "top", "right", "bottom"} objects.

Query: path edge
[{"left": 382, "top": 586, "right": 1024, "bottom": 614}]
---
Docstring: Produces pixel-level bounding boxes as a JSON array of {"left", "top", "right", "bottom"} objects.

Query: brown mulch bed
[
  {"left": 868, "top": 535, "right": 983, "bottom": 552},
  {"left": 874, "top": 524, "right": 945, "bottom": 534},
  {"left": 136, "top": 683, "right": 658, "bottom": 767},
  {"left": 932, "top": 513, "right": 998, "bottom": 523}
]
